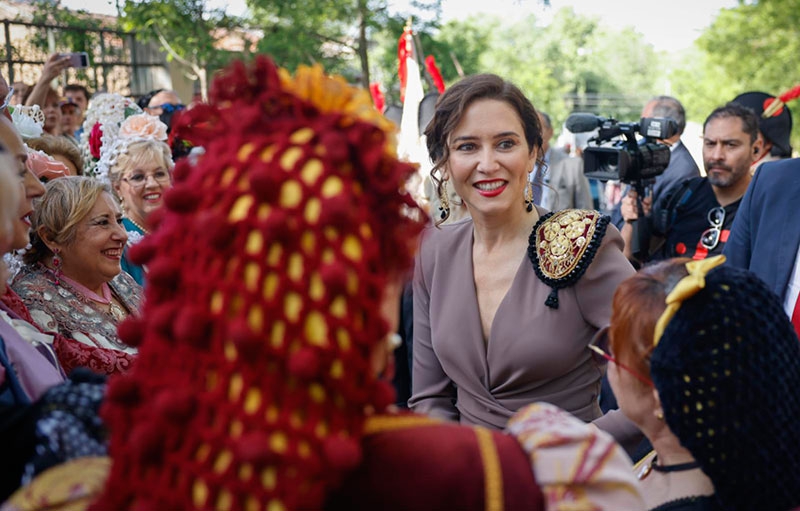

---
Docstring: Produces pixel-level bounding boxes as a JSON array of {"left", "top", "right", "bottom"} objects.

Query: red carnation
[{"left": 89, "top": 122, "right": 103, "bottom": 159}]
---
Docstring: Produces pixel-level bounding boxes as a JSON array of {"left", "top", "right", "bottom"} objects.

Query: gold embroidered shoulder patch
[{"left": 527, "top": 209, "right": 610, "bottom": 308}]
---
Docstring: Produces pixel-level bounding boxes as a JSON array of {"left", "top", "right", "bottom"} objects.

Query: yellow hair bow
[{"left": 652, "top": 255, "right": 726, "bottom": 347}]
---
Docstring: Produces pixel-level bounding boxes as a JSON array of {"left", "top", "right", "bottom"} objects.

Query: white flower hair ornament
[
  {"left": 94, "top": 113, "right": 168, "bottom": 185},
  {"left": 9, "top": 105, "right": 44, "bottom": 139},
  {"left": 79, "top": 93, "right": 142, "bottom": 178}
]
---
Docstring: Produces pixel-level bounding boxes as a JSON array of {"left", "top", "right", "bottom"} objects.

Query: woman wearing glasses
[
  {"left": 597, "top": 255, "right": 800, "bottom": 510},
  {"left": 106, "top": 116, "right": 174, "bottom": 285}
]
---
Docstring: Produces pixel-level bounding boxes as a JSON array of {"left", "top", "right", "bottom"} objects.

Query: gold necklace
[{"left": 125, "top": 216, "right": 149, "bottom": 235}]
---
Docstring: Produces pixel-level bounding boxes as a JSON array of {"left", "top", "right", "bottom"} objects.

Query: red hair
[{"left": 609, "top": 259, "right": 689, "bottom": 386}]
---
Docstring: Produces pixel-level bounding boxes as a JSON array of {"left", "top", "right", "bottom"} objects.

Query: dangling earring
[
  {"left": 524, "top": 179, "right": 534, "bottom": 212},
  {"left": 51, "top": 248, "right": 63, "bottom": 285},
  {"left": 438, "top": 180, "right": 451, "bottom": 220}
]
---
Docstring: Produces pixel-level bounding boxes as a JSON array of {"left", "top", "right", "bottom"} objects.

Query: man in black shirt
[{"left": 620, "top": 103, "right": 763, "bottom": 263}]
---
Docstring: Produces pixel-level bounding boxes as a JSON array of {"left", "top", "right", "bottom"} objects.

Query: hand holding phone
[{"left": 60, "top": 52, "right": 89, "bottom": 68}]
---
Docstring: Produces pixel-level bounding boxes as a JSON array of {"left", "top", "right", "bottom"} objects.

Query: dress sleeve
[
  {"left": 408, "top": 236, "right": 459, "bottom": 422},
  {"left": 574, "top": 224, "right": 635, "bottom": 329}
]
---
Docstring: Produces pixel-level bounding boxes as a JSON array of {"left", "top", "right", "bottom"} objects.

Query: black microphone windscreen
[{"left": 565, "top": 113, "right": 602, "bottom": 133}]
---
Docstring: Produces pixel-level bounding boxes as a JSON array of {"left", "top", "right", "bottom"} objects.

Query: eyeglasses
[
  {"left": 122, "top": 169, "right": 171, "bottom": 189},
  {"left": 152, "top": 103, "right": 185, "bottom": 114},
  {"left": 588, "top": 327, "right": 654, "bottom": 387},
  {"left": 700, "top": 206, "right": 726, "bottom": 251}
]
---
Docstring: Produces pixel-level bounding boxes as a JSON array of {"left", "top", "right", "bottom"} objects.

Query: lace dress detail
[{"left": 10, "top": 264, "right": 143, "bottom": 372}]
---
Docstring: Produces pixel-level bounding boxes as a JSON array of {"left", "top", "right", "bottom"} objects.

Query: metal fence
[{"left": 0, "top": 18, "right": 168, "bottom": 97}]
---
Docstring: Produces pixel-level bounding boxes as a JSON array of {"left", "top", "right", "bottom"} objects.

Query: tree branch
[{"left": 153, "top": 24, "right": 202, "bottom": 77}]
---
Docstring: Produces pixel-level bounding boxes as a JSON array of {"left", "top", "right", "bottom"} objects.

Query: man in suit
[
  {"left": 611, "top": 96, "right": 701, "bottom": 229},
  {"left": 535, "top": 112, "right": 593, "bottom": 211},
  {"left": 724, "top": 157, "right": 800, "bottom": 337}
]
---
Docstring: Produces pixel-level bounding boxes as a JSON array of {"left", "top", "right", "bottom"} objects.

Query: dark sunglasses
[
  {"left": 588, "top": 327, "right": 654, "bottom": 387},
  {"left": 700, "top": 206, "right": 725, "bottom": 251},
  {"left": 155, "top": 103, "right": 185, "bottom": 114}
]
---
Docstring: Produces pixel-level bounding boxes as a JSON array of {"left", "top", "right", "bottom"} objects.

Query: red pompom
[
  {"left": 147, "top": 259, "right": 181, "bottom": 289},
  {"left": 153, "top": 389, "right": 196, "bottom": 423},
  {"left": 129, "top": 423, "right": 164, "bottom": 464},
  {"left": 319, "top": 196, "right": 352, "bottom": 229},
  {"left": 147, "top": 206, "right": 167, "bottom": 230},
  {"left": 105, "top": 376, "right": 141, "bottom": 406},
  {"left": 229, "top": 320, "right": 262, "bottom": 359},
  {"left": 250, "top": 168, "right": 282, "bottom": 203},
  {"left": 117, "top": 317, "right": 146, "bottom": 348},
  {"left": 322, "top": 435, "right": 362, "bottom": 471},
  {"left": 164, "top": 184, "right": 200, "bottom": 213},
  {"left": 89, "top": 122, "right": 103, "bottom": 159},
  {"left": 319, "top": 131, "right": 349, "bottom": 163},
  {"left": 320, "top": 262, "right": 348, "bottom": 294},
  {"left": 234, "top": 431, "right": 276, "bottom": 465},
  {"left": 127, "top": 238, "right": 156, "bottom": 266},
  {"left": 197, "top": 210, "right": 236, "bottom": 249},
  {"left": 174, "top": 306, "right": 212, "bottom": 348},
  {"left": 150, "top": 303, "right": 178, "bottom": 338},
  {"left": 288, "top": 348, "right": 321, "bottom": 380}
]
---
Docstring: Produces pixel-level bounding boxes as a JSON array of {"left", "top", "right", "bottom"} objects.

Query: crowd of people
[{"left": 0, "top": 51, "right": 798, "bottom": 511}]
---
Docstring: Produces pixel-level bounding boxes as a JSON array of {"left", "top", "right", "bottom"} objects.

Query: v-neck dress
[{"left": 409, "top": 210, "right": 635, "bottom": 429}]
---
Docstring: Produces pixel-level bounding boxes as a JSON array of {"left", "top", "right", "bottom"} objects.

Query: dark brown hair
[
  {"left": 423, "top": 74, "right": 544, "bottom": 225},
  {"left": 608, "top": 258, "right": 689, "bottom": 386}
]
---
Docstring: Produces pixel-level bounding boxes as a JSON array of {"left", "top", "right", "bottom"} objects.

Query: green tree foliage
[
  {"left": 247, "top": 0, "right": 441, "bottom": 88},
  {"left": 121, "top": 0, "right": 239, "bottom": 99},
  {"left": 696, "top": 0, "right": 800, "bottom": 151}
]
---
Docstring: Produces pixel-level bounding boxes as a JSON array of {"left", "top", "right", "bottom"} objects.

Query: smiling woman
[
  {"left": 11, "top": 176, "right": 143, "bottom": 375},
  {"left": 108, "top": 137, "right": 174, "bottom": 286},
  {"left": 411, "top": 74, "right": 638, "bottom": 445}
]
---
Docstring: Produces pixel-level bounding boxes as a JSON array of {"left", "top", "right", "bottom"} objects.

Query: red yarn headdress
[{"left": 92, "top": 56, "right": 426, "bottom": 511}]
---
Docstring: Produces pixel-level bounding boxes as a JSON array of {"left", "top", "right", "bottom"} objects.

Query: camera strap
[
  {"left": 655, "top": 177, "right": 706, "bottom": 235},
  {"left": 527, "top": 209, "right": 610, "bottom": 309}
]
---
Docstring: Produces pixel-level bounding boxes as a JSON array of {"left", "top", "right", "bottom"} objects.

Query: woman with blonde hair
[
  {"left": 102, "top": 115, "right": 173, "bottom": 285},
  {"left": 11, "top": 176, "right": 142, "bottom": 375}
]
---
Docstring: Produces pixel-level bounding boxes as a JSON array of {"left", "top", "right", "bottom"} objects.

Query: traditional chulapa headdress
[
  {"left": 94, "top": 112, "right": 168, "bottom": 184},
  {"left": 92, "top": 56, "right": 426, "bottom": 511},
  {"left": 650, "top": 256, "right": 800, "bottom": 511},
  {"left": 78, "top": 93, "right": 142, "bottom": 178},
  {"left": 9, "top": 105, "right": 44, "bottom": 139},
  {"left": 25, "top": 147, "right": 69, "bottom": 182}
]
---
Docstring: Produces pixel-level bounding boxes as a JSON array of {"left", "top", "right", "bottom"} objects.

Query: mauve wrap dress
[{"left": 409, "top": 211, "right": 635, "bottom": 429}]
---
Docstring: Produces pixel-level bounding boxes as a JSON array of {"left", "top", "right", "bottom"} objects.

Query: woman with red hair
[{"left": 600, "top": 255, "right": 800, "bottom": 510}]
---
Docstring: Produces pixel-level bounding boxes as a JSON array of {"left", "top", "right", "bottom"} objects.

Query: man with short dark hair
[{"left": 620, "top": 103, "right": 763, "bottom": 263}]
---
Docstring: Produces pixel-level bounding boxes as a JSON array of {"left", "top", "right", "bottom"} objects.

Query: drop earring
[
  {"left": 438, "top": 180, "right": 451, "bottom": 220},
  {"left": 52, "top": 248, "right": 63, "bottom": 285},
  {"left": 524, "top": 180, "right": 534, "bottom": 212}
]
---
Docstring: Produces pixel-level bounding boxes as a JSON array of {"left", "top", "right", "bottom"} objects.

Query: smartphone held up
[{"left": 59, "top": 52, "right": 89, "bottom": 68}]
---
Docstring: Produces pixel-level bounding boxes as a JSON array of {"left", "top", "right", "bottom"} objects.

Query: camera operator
[
  {"left": 620, "top": 103, "right": 763, "bottom": 263},
  {"left": 610, "top": 96, "right": 700, "bottom": 229}
]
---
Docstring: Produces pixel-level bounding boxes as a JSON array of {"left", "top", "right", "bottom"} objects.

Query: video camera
[{"left": 565, "top": 113, "right": 678, "bottom": 185}]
